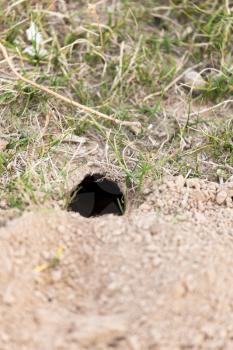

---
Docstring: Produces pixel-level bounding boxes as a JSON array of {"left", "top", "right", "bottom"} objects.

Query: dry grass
[{"left": 1, "top": 0, "right": 233, "bottom": 209}]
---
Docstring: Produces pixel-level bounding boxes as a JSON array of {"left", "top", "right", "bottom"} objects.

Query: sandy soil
[{"left": 1, "top": 176, "right": 233, "bottom": 349}]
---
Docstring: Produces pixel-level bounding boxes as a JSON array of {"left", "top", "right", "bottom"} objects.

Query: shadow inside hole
[{"left": 67, "top": 174, "right": 125, "bottom": 218}]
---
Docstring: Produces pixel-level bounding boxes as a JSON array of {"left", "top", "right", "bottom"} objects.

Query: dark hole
[
  {"left": 67, "top": 173, "right": 125, "bottom": 218},
  {"left": 152, "top": 15, "right": 168, "bottom": 29}
]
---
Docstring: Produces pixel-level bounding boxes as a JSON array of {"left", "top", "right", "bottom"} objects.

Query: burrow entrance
[{"left": 67, "top": 173, "right": 125, "bottom": 218}]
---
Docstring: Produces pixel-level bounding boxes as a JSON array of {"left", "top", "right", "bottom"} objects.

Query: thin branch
[
  {"left": 189, "top": 99, "right": 233, "bottom": 117},
  {"left": 0, "top": 42, "right": 141, "bottom": 128}
]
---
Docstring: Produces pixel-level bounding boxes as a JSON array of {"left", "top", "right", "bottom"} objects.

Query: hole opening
[{"left": 67, "top": 173, "right": 125, "bottom": 218}]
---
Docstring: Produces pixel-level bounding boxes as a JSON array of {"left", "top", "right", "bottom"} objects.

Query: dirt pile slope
[{"left": 1, "top": 176, "right": 233, "bottom": 350}]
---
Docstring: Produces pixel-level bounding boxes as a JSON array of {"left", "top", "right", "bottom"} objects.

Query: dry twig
[{"left": 189, "top": 99, "right": 233, "bottom": 117}]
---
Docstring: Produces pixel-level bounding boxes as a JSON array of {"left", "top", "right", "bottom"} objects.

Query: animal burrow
[{"left": 67, "top": 173, "right": 125, "bottom": 218}]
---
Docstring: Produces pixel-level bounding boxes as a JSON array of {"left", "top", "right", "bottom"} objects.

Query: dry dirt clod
[
  {"left": 216, "top": 190, "right": 228, "bottom": 205},
  {"left": 75, "top": 314, "right": 128, "bottom": 347},
  {"left": 2, "top": 283, "right": 16, "bottom": 305},
  {"left": 175, "top": 175, "right": 186, "bottom": 190},
  {"left": 0, "top": 138, "right": 8, "bottom": 151}
]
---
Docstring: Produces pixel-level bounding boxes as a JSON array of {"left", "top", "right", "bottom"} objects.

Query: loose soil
[{"left": 1, "top": 176, "right": 233, "bottom": 349}]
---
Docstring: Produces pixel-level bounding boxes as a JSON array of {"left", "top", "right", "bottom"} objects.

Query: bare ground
[{"left": 1, "top": 176, "right": 233, "bottom": 349}]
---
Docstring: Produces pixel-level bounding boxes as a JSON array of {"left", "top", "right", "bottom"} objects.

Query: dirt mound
[{"left": 1, "top": 177, "right": 233, "bottom": 349}]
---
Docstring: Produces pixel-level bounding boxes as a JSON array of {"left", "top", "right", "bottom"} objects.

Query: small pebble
[
  {"left": 183, "top": 70, "right": 206, "bottom": 94},
  {"left": 51, "top": 270, "right": 62, "bottom": 283},
  {"left": 216, "top": 191, "right": 227, "bottom": 205}
]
